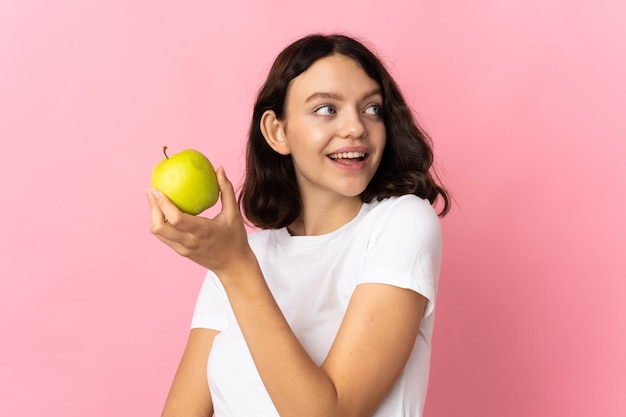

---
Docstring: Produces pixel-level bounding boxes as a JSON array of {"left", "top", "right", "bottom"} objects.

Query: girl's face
[{"left": 277, "top": 54, "right": 386, "bottom": 205}]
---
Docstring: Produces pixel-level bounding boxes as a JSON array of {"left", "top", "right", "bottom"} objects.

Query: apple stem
[{"left": 163, "top": 146, "right": 169, "bottom": 159}]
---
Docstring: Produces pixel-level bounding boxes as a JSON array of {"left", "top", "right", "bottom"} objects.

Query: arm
[
  {"left": 148, "top": 169, "right": 427, "bottom": 417},
  {"left": 161, "top": 328, "right": 217, "bottom": 417},
  {"left": 222, "top": 265, "right": 425, "bottom": 417}
]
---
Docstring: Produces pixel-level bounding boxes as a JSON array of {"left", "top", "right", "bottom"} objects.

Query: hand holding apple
[
  {"left": 151, "top": 146, "right": 219, "bottom": 215},
  {"left": 147, "top": 165, "right": 255, "bottom": 276}
]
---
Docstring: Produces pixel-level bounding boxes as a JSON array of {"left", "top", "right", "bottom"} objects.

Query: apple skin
[{"left": 151, "top": 148, "right": 219, "bottom": 215}]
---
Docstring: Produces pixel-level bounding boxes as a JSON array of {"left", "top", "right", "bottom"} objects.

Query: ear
[{"left": 260, "top": 110, "right": 290, "bottom": 155}]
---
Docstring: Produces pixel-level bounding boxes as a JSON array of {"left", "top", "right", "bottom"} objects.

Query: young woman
[{"left": 147, "top": 33, "right": 450, "bottom": 417}]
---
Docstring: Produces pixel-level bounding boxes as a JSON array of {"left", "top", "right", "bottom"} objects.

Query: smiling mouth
[{"left": 327, "top": 151, "right": 367, "bottom": 162}]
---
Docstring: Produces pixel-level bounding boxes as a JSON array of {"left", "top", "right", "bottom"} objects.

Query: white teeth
[{"left": 328, "top": 152, "right": 366, "bottom": 160}]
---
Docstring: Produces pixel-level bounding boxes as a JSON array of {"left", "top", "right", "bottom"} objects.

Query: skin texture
[{"left": 150, "top": 55, "right": 426, "bottom": 417}]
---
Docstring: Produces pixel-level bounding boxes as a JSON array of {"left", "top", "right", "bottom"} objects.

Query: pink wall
[{"left": 1, "top": 1, "right": 624, "bottom": 416}]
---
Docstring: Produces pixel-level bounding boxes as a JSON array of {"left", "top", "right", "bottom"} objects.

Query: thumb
[{"left": 216, "top": 166, "right": 239, "bottom": 216}]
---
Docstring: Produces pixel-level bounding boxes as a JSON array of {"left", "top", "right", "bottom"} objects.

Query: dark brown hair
[{"left": 240, "top": 34, "right": 450, "bottom": 229}]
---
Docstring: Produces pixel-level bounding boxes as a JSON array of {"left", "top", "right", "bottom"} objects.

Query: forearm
[{"left": 218, "top": 259, "right": 341, "bottom": 417}]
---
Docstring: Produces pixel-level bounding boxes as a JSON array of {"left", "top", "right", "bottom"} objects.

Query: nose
[{"left": 338, "top": 109, "right": 366, "bottom": 139}]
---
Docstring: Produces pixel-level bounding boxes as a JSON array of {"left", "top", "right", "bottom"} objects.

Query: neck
[{"left": 287, "top": 195, "right": 363, "bottom": 236}]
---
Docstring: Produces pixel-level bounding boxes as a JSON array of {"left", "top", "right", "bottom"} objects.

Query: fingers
[
  {"left": 215, "top": 166, "right": 239, "bottom": 218},
  {"left": 146, "top": 173, "right": 250, "bottom": 270},
  {"left": 147, "top": 189, "right": 206, "bottom": 255},
  {"left": 153, "top": 188, "right": 185, "bottom": 226},
  {"left": 147, "top": 188, "right": 167, "bottom": 230},
  {"left": 147, "top": 188, "right": 197, "bottom": 237}
]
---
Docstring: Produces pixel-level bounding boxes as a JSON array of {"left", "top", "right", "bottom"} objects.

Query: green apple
[{"left": 151, "top": 146, "right": 219, "bottom": 215}]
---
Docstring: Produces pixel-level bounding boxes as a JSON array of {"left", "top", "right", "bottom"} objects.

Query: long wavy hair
[{"left": 240, "top": 34, "right": 450, "bottom": 229}]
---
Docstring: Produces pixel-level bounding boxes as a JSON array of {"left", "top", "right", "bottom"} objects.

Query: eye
[
  {"left": 364, "top": 104, "right": 381, "bottom": 115},
  {"left": 314, "top": 104, "right": 336, "bottom": 115}
]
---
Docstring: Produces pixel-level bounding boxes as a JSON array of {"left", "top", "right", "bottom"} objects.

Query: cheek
[
  {"left": 372, "top": 127, "right": 387, "bottom": 153},
  {"left": 287, "top": 128, "right": 331, "bottom": 154}
]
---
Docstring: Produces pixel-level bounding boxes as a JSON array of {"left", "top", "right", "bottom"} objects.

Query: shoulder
[
  {"left": 247, "top": 228, "right": 272, "bottom": 243},
  {"left": 247, "top": 227, "right": 282, "bottom": 254},
  {"left": 359, "top": 195, "right": 442, "bottom": 262},
  {"left": 358, "top": 196, "right": 442, "bottom": 317},
  {"left": 368, "top": 194, "right": 436, "bottom": 214},
  {"left": 365, "top": 195, "right": 440, "bottom": 233}
]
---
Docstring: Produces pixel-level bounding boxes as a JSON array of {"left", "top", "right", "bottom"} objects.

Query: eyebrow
[{"left": 304, "top": 88, "right": 382, "bottom": 103}]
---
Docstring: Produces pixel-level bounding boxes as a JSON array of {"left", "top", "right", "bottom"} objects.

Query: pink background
[{"left": 1, "top": 1, "right": 624, "bottom": 416}]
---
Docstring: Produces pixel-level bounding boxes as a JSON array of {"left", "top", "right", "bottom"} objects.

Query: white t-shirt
[{"left": 191, "top": 194, "right": 442, "bottom": 417}]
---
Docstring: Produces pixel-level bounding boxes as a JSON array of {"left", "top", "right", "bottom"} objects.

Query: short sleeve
[
  {"left": 190, "top": 270, "right": 231, "bottom": 331},
  {"left": 359, "top": 195, "right": 442, "bottom": 317}
]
